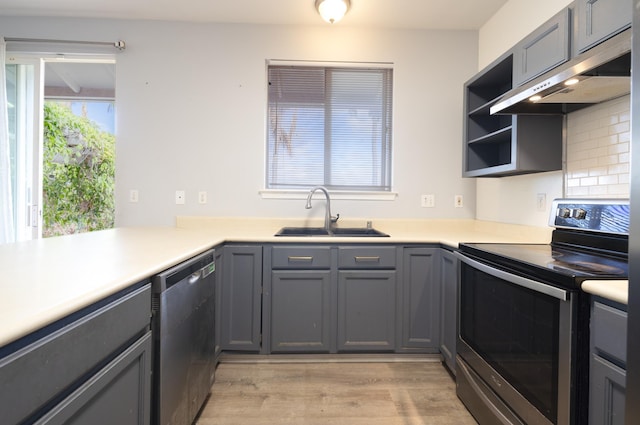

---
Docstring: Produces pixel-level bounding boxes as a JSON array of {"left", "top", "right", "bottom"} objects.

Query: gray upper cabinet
[
  {"left": 220, "top": 245, "right": 263, "bottom": 352},
  {"left": 513, "top": 8, "right": 571, "bottom": 86},
  {"left": 574, "top": 0, "right": 631, "bottom": 54},
  {"left": 463, "top": 54, "right": 563, "bottom": 177}
]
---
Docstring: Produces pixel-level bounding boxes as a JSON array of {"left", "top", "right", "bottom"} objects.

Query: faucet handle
[{"left": 331, "top": 213, "right": 340, "bottom": 223}]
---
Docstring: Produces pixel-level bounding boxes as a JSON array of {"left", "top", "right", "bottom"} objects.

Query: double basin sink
[{"left": 275, "top": 227, "right": 389, "bottom": 237}]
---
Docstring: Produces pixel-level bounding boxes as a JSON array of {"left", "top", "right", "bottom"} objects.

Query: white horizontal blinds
[{"left": 267, "top": 64, "right": 393, "bottom": 191}]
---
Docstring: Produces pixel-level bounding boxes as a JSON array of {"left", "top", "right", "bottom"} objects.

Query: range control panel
[{"left": 550, "top": 199, "right": 630, "bottom": 235}]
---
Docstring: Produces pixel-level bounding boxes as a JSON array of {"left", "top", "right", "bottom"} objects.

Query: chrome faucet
[{"left": 305, "top": 186, "right": 339, "bottom": 233}]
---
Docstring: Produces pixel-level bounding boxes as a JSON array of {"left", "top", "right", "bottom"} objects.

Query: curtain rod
[{"left": 4, "top": 38, "right": 126, "bottom": 51}]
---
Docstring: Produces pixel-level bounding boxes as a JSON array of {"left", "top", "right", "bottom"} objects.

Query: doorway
[{"left": 4, "top": 55, "right": 116, "bottom": 241}]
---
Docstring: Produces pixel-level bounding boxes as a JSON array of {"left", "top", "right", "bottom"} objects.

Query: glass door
[{"left": 5, "top": 56, "right": 43, "bottom": 241}]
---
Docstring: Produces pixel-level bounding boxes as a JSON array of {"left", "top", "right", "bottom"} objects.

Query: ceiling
[
  {"left": 6, "top": 0, "right": 508, "bottom": 98},
  {"left": 0, "top": 0, "right": 508, "bottom": 31}
]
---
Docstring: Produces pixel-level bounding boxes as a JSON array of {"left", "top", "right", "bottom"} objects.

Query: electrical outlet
[
  {"left": 454, "top": 195, "right": 464, "bottom": 208},
  {"left": 421, "top": 194, "right": 435, "bottom": 208},
  {"left": 129, "top": 190, "right": 139, "bottom": 203},
  {"left": 536, "top": 193, "right": 547, "bottom": 212},
  {"left": 175, "top": 190, "right": 185, "bottom": 205},
  {"left": 198, "top": 191, "right": 207, "bottom": 204}
]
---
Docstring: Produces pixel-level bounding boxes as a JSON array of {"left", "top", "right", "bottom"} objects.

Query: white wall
[
  {"left": 0, "top": 16, "right": 478, "bottom": 227},
  {"left": 476, "top": 0, "right": 575, "bottom": 227}
]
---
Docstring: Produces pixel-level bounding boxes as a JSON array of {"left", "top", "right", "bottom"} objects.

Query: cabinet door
[
  {"left": 0, "top": 284, "right": 151, "bottom": 425},
  {"left": 270, "top": 270, "right": 332, "bottom": 353},
  {"left": 34, "top": 333, "right": 152, "bottom": 425},
  {"left": 220, "top": 245, "right": 263, "bottom": 351},
  {"left": 400, "top": 247, "right": 439, "bottom": 351},
  {"left": 513, "top": 8, "right": 570, "bottom": 86},
  {"left": 589, "top": 354, "right": 626, "bottom": 425},
  {"left": 439, "top": 250, "right": 458, "bottom": 374},
  {"left": 337, "top": 270, "right": 396, "bottom": 352},
  {"left": 574, "top": 0, "right": 631, "bottom": 54}
]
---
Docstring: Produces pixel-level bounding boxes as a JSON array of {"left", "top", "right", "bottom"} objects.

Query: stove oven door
[{"left": 454, "top": 252, "right": 575, "bottom": 425}]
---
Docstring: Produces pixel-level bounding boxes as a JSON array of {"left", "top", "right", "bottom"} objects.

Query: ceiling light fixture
[{"left": 315, "top": 0, "right": 351, "bottom": 24}]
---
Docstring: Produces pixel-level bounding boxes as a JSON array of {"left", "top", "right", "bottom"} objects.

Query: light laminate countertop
[{"left": 0, "top": 217, "right": 627, "bottom": 349}]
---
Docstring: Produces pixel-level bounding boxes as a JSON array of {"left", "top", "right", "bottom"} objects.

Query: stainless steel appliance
[
  {"left": 491, "top": 28, "right": 630, "bottom": 115},
  {"left": 456, "top": 199, "right": 629, "bottom": 425},
  {"left": 151, "top": 249, "right": 216, "bottom": 425}
]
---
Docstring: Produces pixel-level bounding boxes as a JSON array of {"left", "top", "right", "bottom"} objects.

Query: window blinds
[{"left": 267, "top": 64, "right": 393, "bottom": 191}]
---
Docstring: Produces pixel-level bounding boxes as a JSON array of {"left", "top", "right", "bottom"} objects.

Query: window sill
[{"left": 259, "top": 190, "right": 398, "bottom": 201}]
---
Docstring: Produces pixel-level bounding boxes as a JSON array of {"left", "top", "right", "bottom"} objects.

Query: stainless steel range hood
[{"left": 491, "top": 28, "right": 631, "bottom": 115}]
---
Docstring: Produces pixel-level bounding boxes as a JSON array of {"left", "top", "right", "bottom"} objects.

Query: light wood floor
[{"left": 196, "top": 359, "right": 478, "bottom": 425}]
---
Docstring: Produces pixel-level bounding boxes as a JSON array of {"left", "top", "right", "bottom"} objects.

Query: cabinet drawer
[
  {"left": 338, "top": 246, "right": 396, "bottom": 269},
  {"left": 592, "top": 301, "right": 627, "bottom": 365},
  {"left": 0, "top": 284, "right": 151, "bottom": 425},
  {"left": 272, "top": 246, "right": 331, "bottom": 269}
]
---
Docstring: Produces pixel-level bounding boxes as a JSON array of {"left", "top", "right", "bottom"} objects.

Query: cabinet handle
[
  {"left": 355, "top": 256, "right": 380, "bottom": 263},
  {"left": 288, "top": 256, "right": 313, "bottom": 262}
]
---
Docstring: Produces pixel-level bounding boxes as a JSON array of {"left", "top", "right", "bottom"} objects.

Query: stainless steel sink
[{"left": 274, "top": 227, "right": 389, "bottom": 237}]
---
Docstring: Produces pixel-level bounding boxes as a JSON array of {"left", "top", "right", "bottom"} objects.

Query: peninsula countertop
[{"left": 0, "top": 217, "right": 626, "bottom": 348}]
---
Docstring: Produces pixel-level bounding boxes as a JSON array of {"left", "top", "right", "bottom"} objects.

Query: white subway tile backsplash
[{"left": 565, "top": 95, "right": 630, "bottom": 198}]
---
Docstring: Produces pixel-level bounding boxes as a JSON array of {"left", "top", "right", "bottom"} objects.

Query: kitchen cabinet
[
  {"left": 513, "top": 7, "right": 571, "bottom": 86},
  {"left": 0, "top": 283, "right": 152, "bottom": 425},
  {"left": 337, "top": 246, "right": 398, "bottom": 352},
  {"left": 439, "top": 248, "right": 458, "bottom": 374},
  {"left": 574, "top": 0, "right": 631, "bottom": 54},
  {"left": 264, "top": 244, "right": 405, "bottom": 354},
  {"left": 220, "top": 244, "right": 263, "bottom": 352},
  {"left": 463, "top": 53, "right": 563, "bottom": 177},
  {"left": 214, "top": 247, "right": 224, "bottom": 364},
  {"left": 268, "top": 246, "right": 333, "bottom": 353},
  {"left": 400, "top": 247, "right": 440, "bottom": 352},
  {"left": 337, "top": 270, "right": 397, "bottom": 352},
  {"left": 589, "top": 298, "right": 627, "bottom": 425}
]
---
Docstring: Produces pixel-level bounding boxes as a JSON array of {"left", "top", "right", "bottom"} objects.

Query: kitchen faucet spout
[{"left": 305, "top": 186, "right": 339, "bottom": 233}]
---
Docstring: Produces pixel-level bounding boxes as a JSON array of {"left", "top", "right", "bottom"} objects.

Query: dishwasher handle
[
  {"left": 153, "top": 249, "right": 215, "bottom": 292},
  {"left": 187, "top": 261, "right": 215, "bottom": 284}
]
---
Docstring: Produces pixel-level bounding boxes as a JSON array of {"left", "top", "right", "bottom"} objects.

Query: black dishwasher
[{"left": 151, "top": 249, "right": 216, "bottom": 425}]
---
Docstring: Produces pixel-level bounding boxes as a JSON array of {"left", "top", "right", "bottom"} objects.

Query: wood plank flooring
[{"left": 196, "top": 360, "right": 478, "bottom": 425}]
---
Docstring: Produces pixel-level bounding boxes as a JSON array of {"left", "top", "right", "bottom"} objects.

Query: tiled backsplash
[{"left": 565, "top": 95, "right": 630, "bottom": 198}]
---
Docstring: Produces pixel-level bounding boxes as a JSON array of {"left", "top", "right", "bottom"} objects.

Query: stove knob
[
  {"left": 571, "top": 208, "right": 587, "bottom": 219},
  {"left": 557, "top": 208, "right": 571, "bottom": 218}
]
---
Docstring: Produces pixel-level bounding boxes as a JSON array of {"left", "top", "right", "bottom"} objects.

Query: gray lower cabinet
[
  {"left": 439, "top": 249, "right": 458, "bottom": 374},
  {"left": 574, "top": 0, "right": 631, "bottom": 54},
  {"left": 337, "top": 246, "right": 398, "bottom": 352},
  {"left": 214, "top": 248, "right": 224, "bottom": 363},
  {"left": 337, "top": 270, "right": 397, "bottom": 352},
  {"left": 35, "top": 333, "right": 152, "bottom": 425},
  {"left": 220, "top": 245, "right": 263, "bottom": 352},
  {"left": 400, "top": 247, "right": 439, "bottom": 352},
  {"left": 263, "top": 244, "right": 448, "bottom": 355},
  {"left": 589, "top": 299, "right": 627, "bottom": 425},
  {"left": 0, "top": 283, "right": 152, "bottom": 425},
  {"left": 270, "top": 270, "right": 332, "bottom": 353}
]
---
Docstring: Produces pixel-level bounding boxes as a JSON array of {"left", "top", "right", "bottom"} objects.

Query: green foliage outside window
[{"left": 43, "top": 102, "right": 115, "bottom": 237}]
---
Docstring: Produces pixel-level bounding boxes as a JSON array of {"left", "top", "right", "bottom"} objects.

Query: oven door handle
[{"left": 454, "top": 251, "right": 569, "bottom": 301}]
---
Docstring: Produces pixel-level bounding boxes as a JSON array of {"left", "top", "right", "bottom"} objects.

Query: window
[{"left": 266, "top": 62, "right": 393, "bottom": 192}]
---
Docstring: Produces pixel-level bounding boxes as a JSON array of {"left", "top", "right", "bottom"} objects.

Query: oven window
[{"left": 460, "top": 264, "right": 560, "bottom": 423}]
